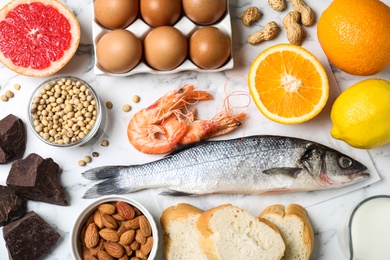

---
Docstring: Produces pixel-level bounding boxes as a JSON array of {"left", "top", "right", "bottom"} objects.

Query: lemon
[{"left": 330, "top": 78, "right": 390, "bottom": 149}]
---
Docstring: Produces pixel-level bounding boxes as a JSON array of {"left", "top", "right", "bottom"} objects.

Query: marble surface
[{"left": 0, "top": 0, "right": 390, "bottom": 259}]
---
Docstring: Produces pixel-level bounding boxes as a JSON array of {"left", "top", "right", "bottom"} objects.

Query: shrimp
[
  {"left": 127, "top": 84, "right": 213, "bottom": 154},
  {"left": 161, "top": 109, "right": 247, "bottom": 145}
]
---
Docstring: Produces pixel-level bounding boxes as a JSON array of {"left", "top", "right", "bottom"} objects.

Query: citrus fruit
[
  {"left": 0, "top": 0, "right": 80, "bottom": 77},
  {"left": 317, "top": 0, "right": 390, "bottom": 76},
  {"left": 248, "top": 44, "right": 329, "bottom": 124},
  {"left": 330, "top": 79, "right": 390, "bottom": 149}
]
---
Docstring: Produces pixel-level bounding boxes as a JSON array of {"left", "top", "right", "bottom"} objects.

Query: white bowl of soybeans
[
  {"left": 28, "top": 76, "right": 102, "bottom": 147},
  {"left": 71, "top": 195, "right": 158, "bottom": 260}
]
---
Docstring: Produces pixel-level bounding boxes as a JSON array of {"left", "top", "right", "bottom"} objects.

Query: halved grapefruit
[{"left": 0, "top": 0, "right": 80, "bottom": 77}]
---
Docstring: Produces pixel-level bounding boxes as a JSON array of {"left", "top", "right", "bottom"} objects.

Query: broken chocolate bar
[
  {"left": 6, "top": 153, "right": 69, "bottom": 206},
  {"left": 3, "top": 211, "right": 60, "bottom": 260},
  {"left": 0, "top": 114, "right": 26, "bottom": 164},
  {"left": 0, "top": 185, "right": 26, "bottom": 226}
]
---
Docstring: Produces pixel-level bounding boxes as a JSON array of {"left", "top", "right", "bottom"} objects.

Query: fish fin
[
  {"left": 159, "top": 190, "right": 195, "bottom": 196},
  {"left": 263, "top": 167, "right": 302, "bottom": 178},
  {"left": 83, "top": 178, "right": 136, "bottom": 199},
  {"left": 82, "top": 166, "right": 126, "bottom": 180},
  {"left": 165, "top": 141, "right": 211, "bottom": 157}
]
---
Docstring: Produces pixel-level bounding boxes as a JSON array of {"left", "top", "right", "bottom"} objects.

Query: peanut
[
  {"left": 289, "top": 0, "right": 314, "bottom": 26},
  {"left": 268, "top": 0, "right": 286, "bottom": 11},
  {"left": 241, "top": 6, "right": 261, "bottom": 26},
  {"left": 247, "top": 21, "right": 279, "bottom": 45},
  {"left": 283, "top": 11, "right": 304, "bottom": 45}
]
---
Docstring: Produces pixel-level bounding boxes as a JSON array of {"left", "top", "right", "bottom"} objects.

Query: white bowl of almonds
[
  {"left": 28, "top": 76, "right": 102, "bottom": 147},
  {"left": 71, "top": 195, "right": 158, "bottom": 260}
]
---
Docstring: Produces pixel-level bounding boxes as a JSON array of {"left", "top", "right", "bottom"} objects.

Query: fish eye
[{"left": 339, "top": 157, "right": 353, "bottom": 168}]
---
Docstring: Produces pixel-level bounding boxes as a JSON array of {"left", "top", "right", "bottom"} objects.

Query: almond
[
  {"left": 135, "top": 229, "right": 147, "bottom": 244},
  {"left": 135, "top": 249, "right": 148, "bottom": 260},
  {"left": 120, "top": 229, "right": 135, "bottom": 245},
  {"left": 119, "top": 255, "right": 129, "bottom": 260},
  {"left": 130, "top": 240, "right": 140, "bottom": 251},
  {"left": 97, "top": 250, "right": 114, "bottom": 260},
  {"left": 139, "top": 215, "right": 152, "bottom": 237},
  {"left": 99, "top": 228, "right": 120, "bottom": 242},
  {"left": 130, "top": 257, "right": 142, "bottom": 260},
  {"left": 112, "top": 213, "right": 126, "bottom": 221},
  {"left": 85, "top": 223, "right": 100, "bottom": 248},
  {"left": 98, "top": 203, "right": 117, "bottom": 215},
  {"left": 140, "top": 236, "right": 153, "bottom": 256},
  {"left": 83, "top": 248, "right": 98, "bottom": 260},
  {"left": 133, "top": 206, "right": 143, "bottom": 216},
  {"left": 117, "top": 222, "right": 130, "bottom": 237},
  {"left": 104, "top": 241, "right": 125, "bottom": 258},
  {"left": 101, "top": 213, "right": 119, "bottom": 229},
  {"left": 116, "top": 201, "right": 136, "bottom": 220},
  {"left": 89, "top": 238, "right": 105, "bottom": 256},
  {"left": 124, "top": 216, "right": 140, "bottom": 230},
  {"left": 123, "top": 244, "right": 133, "bottom": 256},
  {"left": 94, "top": 210, "right": 104, "bottom": 229}
]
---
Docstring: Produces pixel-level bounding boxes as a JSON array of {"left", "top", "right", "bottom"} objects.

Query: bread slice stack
[
  {"left": 162, "top": 203, "right": 313, "bottom": 260},
  {"left": 259, "top": 204, "right": 314, "bottom": 260}
]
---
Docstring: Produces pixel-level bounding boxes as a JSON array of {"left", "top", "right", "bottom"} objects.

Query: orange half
[{"left": 248, "top": 44, "right": 329, "bottom": 124}]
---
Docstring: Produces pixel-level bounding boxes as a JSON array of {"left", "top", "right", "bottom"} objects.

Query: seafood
[
  {"left": 127, "top": 84, "right": 213, "bottom": 154},
  {"left": 82, "top": 135, "right": 369, "bottom": 199},
  {"left": 161, "top": 109, "right": 247, "bottom": 145},
  {"left": 127, "top": 84, "right": 246, "bottom": 154}
]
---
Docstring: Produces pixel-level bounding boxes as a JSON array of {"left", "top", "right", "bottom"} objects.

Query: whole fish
[{"left": 82, "top": 135, "right": 369, "bottom": 199}]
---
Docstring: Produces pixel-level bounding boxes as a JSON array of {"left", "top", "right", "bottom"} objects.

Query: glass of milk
[{"left": 338, "top": 195, "right": 390, "bottom": 260}]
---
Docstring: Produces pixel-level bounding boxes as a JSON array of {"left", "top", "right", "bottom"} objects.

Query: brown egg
[
  {"left": 144, "top": 26, "right": 187, "bottom": 71},
  {"left": 94, "top": 0, "right": 139, "bottom": 29},
  {"left": 96, "top": 29, "right": 142, "bottom": 74},
  {"left": 189, "top": 26, "right": 231, "bottom": 69},
  {"left": 140, "top": 0, "right": 182, "bottom": 27},
  {"left": 182, "top": 0, "right": 227, "bottom": 25}
]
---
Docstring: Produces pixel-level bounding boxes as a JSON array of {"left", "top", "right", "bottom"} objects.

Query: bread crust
[
  {"left": 259, "top": 204, "right": 314, "bottom": 260},
  {"left": 160, "top": 203, "right": 203, "bottom": 230}
]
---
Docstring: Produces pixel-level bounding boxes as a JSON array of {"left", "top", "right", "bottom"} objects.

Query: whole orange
[{"left": 317, "top": 0, "right": 390, "bottom": 76}]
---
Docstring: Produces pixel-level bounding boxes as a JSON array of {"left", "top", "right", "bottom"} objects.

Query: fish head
[{"left": 300, "top": 145, "right": 369, "bottom": 188}]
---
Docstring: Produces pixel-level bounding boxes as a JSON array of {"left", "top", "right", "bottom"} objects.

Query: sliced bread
[
  {"left": 160, "top": 203, "right": 208, "bottom": 260},
  {"left": 197, "top": 204, "right": 285, "bottom": 260},
  {"left": 259, "top": 204, "right": 314, "bottom": 260}
]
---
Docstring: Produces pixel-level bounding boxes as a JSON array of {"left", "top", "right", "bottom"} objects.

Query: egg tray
[{"left": 92, "top": 1, "right": 233, "bottom": 77}]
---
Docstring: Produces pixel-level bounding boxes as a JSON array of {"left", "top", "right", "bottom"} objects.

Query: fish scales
[{"left": 82, "top": 135, "right": 369, "bottom": 198}]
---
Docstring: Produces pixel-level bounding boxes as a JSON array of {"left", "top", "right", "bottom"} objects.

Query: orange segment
[{"left": 248, "top": 44, "right": 329, "bottom": 124}]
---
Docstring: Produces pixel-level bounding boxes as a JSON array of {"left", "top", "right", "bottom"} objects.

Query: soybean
[{"left": 31, "top": 78, "right": 98, "bottom": 145}]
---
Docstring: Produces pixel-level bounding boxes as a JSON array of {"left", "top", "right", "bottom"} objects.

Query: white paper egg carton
[{"left": 92, "top": 1, "right": 233, "bottom": 76}]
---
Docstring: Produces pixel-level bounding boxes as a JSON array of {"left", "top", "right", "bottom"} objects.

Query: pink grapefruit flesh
[{"left": 0, "top": 0, "right": 80, "bottom": 77}]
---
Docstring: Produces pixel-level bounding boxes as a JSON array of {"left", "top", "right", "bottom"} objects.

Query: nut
[
  {"left": 241, "top": 6, "right": 261, "bottom": 26},
  {"left": 99, "top": 228, "right": 120, "bottom": 242},
  {"left": 120, "top": 230, "right": 136, "bottom": 245},
  {"left": 80, "top": 201, "right": 154, "bottom": 259},
  {"left": 247, "top": 21, "right": 279, "bottom": 45},
  {"left": 104, "top": 241, "right": 125, "bottom": 258},
  {"left": 139, "top": 215, "right": 152, "bottom": 237},
  {"left": 268, "top": 0, "right": 286, "bottom": 11},
  {"left": 116, "top": 201, "right": 136, "bottom": 220},
  {"left": 98, "top": 203, "right": 117, "bottom": 215},
  {"left": 283, "top": 11, "right": 305, "bottom": 45},
  {"left": 140, "top": 236, "right": 153, "bottom": 256},
  {"left": 97, "top": 250, "right": 115, "bottom": 260},
  {"left": 289, "top": 0, "right": 314, "bottom": 26},
  {"left": 94, "top": 210, "right": 104, "bottom": 229},
  {"left": 124, "top": 217, "right": 140, "bottom": 230},
  {"left": 85, "top": 223, "right": 100, "bottom": 248},
  {"left": 101, "top": 214, "right": 119, "bottom": 229}
]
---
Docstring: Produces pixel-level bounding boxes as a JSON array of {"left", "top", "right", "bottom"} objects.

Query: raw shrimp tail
[{"left": 82, "top": 165, "right": 126, "bottom": 180}]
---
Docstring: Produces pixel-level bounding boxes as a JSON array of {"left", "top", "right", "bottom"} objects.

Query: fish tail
[
  {"left": 83, "top": 178, "right": 131, "bottom": 199},
  {"left": 82, "top": 166, "right": 125, "bottom": 180}
]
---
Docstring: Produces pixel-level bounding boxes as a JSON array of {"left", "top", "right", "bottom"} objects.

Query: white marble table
[{"left": 0, "top": 0, "right": 390, "bottom": 259}]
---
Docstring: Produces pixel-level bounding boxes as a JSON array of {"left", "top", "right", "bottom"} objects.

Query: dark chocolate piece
[
  {"left": 0, "top": 114, "right": 26, "bottom": 164},
  {"left": 0, "top": 185, "right": 26, "bottom": 226},
  {"left": 3, "top": 211, "right": 60, "bottom": 260},
  {"left": 7, "top": 153, "right": 69, "bottom": 206}
]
